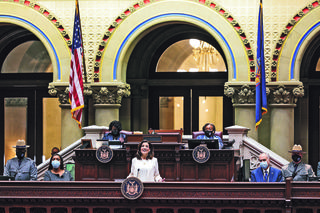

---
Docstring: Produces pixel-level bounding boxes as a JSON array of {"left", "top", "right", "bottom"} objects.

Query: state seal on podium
[
  {"left": 96, "top": 145, "right": 113, "bottom": 163},
  {"left": 192, "top": 145, "right": 210, "bottom": 163},
  {"left": 121, "top": 177, "right": 144, "bottom": 200}
]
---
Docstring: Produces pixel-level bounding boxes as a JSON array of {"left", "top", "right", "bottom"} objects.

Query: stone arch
[
  {"left": 0, "top": 0, "right": 71, "bottom": 82},
  {"left": 95, "top": 0, "right": 254, "bottom": 83},
  {"left": 272, "top": 0, "right": 320, "bottom": 82}
]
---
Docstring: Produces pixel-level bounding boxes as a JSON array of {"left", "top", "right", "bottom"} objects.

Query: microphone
[{"left": 137, "top": 168, "right": 140, "bottom": 178}]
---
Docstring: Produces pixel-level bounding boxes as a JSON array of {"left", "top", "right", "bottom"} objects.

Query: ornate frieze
[
  {"left": 48, "top": 83, "right": 131, "bottom": 105},
  {"left": 92, "top": 84, "right": 131, "bottom": 105},
  {"left": 224, "top": 82, "right": 304, "bottom": 105}
]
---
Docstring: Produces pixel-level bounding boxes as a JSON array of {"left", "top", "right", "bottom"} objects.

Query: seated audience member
[
  {"left": 51, "top": 147, "right": 60, "bottom": 156},
  {"left": 250, "top": 153, "right": 282, "bottom": 182},
  {"left": 3, "top": 139, "right": 37, "bottom": 181},
  {"left": 102, "top": 120, "right": 126, "bottom": 142},
  {"left": 282, "top": 144, "right": 315, "bottom": 181},
  {"left": 127, "top": 140, "right": 163, "bottom": 182},
  {"left": 317, "top": 162, "right": 320, "bottom": 177},
  {"left": 196, "top": 123, "right": 223, "bottom": 149},
  {"left": 44, "top": 153, "right": 73, "bottom": 181}
]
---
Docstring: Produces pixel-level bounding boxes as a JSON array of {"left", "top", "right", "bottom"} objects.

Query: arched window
[
  {"left": 156, "top": 39, "right": 226, "bottom": 73},
  {"left": 2, "top": 40, "right": 52, "bottom": 73}
]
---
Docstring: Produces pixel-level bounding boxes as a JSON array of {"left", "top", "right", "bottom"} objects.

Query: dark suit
[{"left": 250, "top": 166, "right": 282, "bottom": 182}]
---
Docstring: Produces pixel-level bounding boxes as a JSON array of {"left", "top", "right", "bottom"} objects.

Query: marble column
[
  {"left": 269, "top": 103, "right": 295, "bottom": 161},
  {"left": 234, "top": 104, "right": 257, "bottom": 140},
  {"left": 268, "top": 84, "right": 304, "bottom": 161},
  {"left": 60, "top": 104, "right": 84, "bottom": 149},
  {"left": 91, "top": 84, "right": 131, "bottom": 127},
  {"left": 94, "top": 103, "right": 121, "bottom": 126},
  {"left": 225, "top": 84, "right": 257, "bottom": 140}
]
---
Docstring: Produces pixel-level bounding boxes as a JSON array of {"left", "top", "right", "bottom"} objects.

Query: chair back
[
  {"left": 148, "top": 129, "right": 183, "bottom": 142},
  {"left": 192, "top": 131, "right": 222, "bottom": 139}
]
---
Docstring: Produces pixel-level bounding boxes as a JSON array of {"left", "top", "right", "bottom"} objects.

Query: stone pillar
[
  {"left": 234, "top": 104, "right": 257, "bottom": 140},
  {"left": 269, "top": 84, "right": 304, "bottom": 161},
  {"left": 91, "top": 84, "right": 131, "bottom": 127},
  {"left": 60, "top": 104, "right": 83, "bottom": 149},
  {"left": 48, "top": 84, "right": 86, "bottom": 149},
  {"left": 224, "top": 84, "right": 258, "bottom": 140},
  {"left": 94, "top": 104, "right": 121, "bottom": 126},
  {"left": 269, "top": 104, "right": 295, "bottom": 161}
]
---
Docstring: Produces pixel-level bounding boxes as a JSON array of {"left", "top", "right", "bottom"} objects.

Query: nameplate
[{"left": 143, "top": 135, "right": 162, "bottom": 142}]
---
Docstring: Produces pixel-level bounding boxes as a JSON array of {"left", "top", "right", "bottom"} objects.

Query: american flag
[{"left": 69, "top": 0, "right": 84, "bottom": 128}]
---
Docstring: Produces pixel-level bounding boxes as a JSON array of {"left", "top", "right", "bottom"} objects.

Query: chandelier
[{"left": 189, "top": 39, "right": 219, "bottom": 72}]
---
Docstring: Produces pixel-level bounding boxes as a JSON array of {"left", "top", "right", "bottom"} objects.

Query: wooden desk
[{"left": 75, "top": 144, "right": 237, "bottom": 182}]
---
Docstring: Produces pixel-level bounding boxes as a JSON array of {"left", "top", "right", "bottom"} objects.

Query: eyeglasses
[{"left": 258, "top": 159, "right": 267, "bottom": 162}]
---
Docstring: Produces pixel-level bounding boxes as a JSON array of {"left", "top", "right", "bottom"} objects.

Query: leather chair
[
  {"left": 148, "top": 129, "right": 183, "bottom": 142},
  {"left": 192, "top": 130, "right": 223, "bottom": 139}
]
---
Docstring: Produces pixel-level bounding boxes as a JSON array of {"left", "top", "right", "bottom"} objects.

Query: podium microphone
[{"left": 137, "top": 168, "right": 140, "bottom": 178}]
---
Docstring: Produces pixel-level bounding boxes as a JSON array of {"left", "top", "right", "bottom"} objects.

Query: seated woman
[
  {"left": 196, "top": 123, "right": 223, "bottom": 149},
  {"left": 102, "top": 120, "right": 126, "bottom": 142},
  {"left": 44, "top": 153, "right": 73, "bottom": 181},
  {"left": 127, "top": 140, "right": 163, "bottom": 182}
]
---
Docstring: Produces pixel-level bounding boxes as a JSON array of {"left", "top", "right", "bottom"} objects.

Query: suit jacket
[
  {"left": 250, "top": 166, "right": 282, "bottom": 182},
  {"left": 282, "top": 161, "right": 315, "bottom": 181}
]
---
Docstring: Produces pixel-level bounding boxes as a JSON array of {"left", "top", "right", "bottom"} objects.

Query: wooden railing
[{"left": 0, "top": 178, "right": 320, "bottom": 213}]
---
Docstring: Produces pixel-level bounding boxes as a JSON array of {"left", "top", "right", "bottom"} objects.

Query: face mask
[
  {"left": 52, "top": 160, "right": 60, "bottom": 169},
  {"left": 204, "top": 130, "right": 213, "bottom": 138},
  {"left": 260, "top": 161, "right": 268, "bottom": 169},
  {"left": 111, "top": 129, "right": 119, "bottom": 136},
  {"left": 16, "top": 150, "right": 25, "bottom": 160},
  {"left": 292, "top": 154, "right": 301, "bottom": 163}
]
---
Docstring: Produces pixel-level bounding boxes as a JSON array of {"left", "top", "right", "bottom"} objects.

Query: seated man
[
  {"left": 102, "top": 120, "right": 126, "bottom": 142},
  {"left": 250, "top": 153, "right": 282, "bottom": 182},
  {"left": 3, "top": 139, "right": 37, "bottom": 181},
  {"left": 196, "top": 123, "right": 223, "bottom": 149},
  {"left": 282, "top": 144, "right": 315, "bottom": 181}
]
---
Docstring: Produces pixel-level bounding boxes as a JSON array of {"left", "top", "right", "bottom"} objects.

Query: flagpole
[{"left": 76, "top": 0, "right": 87, "bottom": 83}]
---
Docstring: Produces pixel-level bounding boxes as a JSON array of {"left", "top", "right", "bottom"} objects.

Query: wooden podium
[{"left": 74, "top": 134, "right": 237, "bottom": 181}]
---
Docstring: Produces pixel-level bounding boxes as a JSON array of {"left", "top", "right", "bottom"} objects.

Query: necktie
[
  {"left": 292, "top": 164, "right": 298, "bottom": 178},
  {"left": 264, "top": 171, "right": 268, "bottom": 182}
]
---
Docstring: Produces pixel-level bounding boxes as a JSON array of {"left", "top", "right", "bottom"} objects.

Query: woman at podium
[{"left": 128, "top": 140, "right": 163, "bottom": 182}]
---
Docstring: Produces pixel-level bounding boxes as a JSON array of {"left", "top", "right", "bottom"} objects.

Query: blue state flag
[{"left": 255, "top": 0, "right": 267, "bottom": 129}]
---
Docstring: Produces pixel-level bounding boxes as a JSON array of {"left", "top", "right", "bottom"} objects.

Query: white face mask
[{"left": 52, "top": 160, "right": 60, "bottom": 169}]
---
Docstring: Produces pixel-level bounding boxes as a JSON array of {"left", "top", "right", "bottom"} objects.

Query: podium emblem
[
  {"left": 96, "top": 145, "right": 113, "bottom": 163},
  {"left": 192, "top": 145, "right": 210, "bottom": 163},
  {"left": 121, "top": 177, "right": 144, "bottom": 200}
]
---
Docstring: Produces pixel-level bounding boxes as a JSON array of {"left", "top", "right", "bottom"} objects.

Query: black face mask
[
  {"left": 204, "top": 130, "right": 213, "bottom": 138},
  {"left": 111, "top": 129, "right": 119, "bottom": 136},
  {"left": 292, "top": 154, "right": 301, "bottom": 163},
  {"left": 16, "top": 150, "right": 25, "bottom": 160}
]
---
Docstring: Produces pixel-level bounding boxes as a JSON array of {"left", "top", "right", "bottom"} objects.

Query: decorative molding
[
  {"left": 224, "top": 82, "right": 304, "bottom": 105},
  {"left": 271, "top": 0, "right": 320, "bottom": 82},
  {"left": 5, "top": 98, "right": 27, "bottom": 107},
  {"left": 92, "top": 84, "right": 131, "bottom": 105},
  {"left": 48, "top": 83, "right": 133, "bottom": 105},
  {"left": 94, "top": 0, "right": 254, "bottom": 82},
  {"left": 0, "top": 0, "right": 72, "bottom": 48}
]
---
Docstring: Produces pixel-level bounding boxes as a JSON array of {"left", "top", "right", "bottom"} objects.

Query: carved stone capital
[
  {"left": 224, "top": 83, "right": 256, "bottom": 104},
  {"left": 91, "top": 84, "right": 131, "bottom": 104},
  {"left": 269, "top": 84, "right": 304, "bottom": 105},
  {"left": 224, "top": 82, "right": 304, "bottom": 106},
  {"left": 48, "top": 84, "right": 69, "bottom": 104}
]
